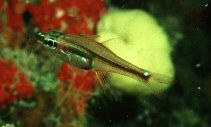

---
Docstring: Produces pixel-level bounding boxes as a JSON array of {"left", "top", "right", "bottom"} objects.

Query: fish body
[{"left": 36, "top": 31, "right": 173, "bottom": 95}]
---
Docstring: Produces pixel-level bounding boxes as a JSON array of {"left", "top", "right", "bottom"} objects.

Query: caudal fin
[{"left": 145, "top": 73, "right": 174, "bottom": 99}]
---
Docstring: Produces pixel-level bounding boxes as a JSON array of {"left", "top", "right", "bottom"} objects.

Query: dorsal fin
[
  {"left": 98, "top": 37, "right": 125, "bottom": 56},
  {"left": 101, "top": 38, "right": 119, "bottom": 47},
  {"left": 79, "top": 34, "right": 99, "bottom": 41}
]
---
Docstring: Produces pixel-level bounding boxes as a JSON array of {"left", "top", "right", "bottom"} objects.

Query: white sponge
[{"left": 97, "top": 9, "right": 175, "bottom": 95}]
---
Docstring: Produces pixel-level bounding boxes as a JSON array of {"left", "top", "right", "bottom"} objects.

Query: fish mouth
[{"left": 36, "top": 32, "right": 45, "bottom": 43}]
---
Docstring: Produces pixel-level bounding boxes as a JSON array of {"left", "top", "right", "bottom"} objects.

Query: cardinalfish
[{"left": 36, "top": 31, "right": 172, "bottom": 96}]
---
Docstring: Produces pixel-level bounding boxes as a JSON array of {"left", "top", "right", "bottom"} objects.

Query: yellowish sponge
[{"left": 97, "top": 9, "right": 175, "bottom": 95}]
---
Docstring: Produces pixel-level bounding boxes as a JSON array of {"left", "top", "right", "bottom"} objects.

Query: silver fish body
[{"left": 36, "top": 31, "right": 173, "bottom": 96}]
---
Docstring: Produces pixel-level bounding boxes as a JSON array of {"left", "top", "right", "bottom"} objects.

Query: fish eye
[
  {"left": 44, "top": 38, "right": 57, "bottom": 49},
  {"left": 44, "top": 38, "right": 54, "bottom": 46}
]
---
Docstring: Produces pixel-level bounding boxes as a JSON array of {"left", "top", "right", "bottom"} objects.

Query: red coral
[
  {"left": 58, "top": 63, "right": 73, "bottom": 82},
  {"left": 0, "top": 60, "right": 17, "bottom": 85},
  {"left": 1, "top": 0, "right": 106, "bottom": 45},
  {"left": 68, "top": 0, "right": 107, "bottom": 23},
  {"left": 58, "top": 63, "right": 98, "bottom": 92},
  {"left": 73, "top": 71, "right": 97, "bottom": 92},
  {"left": 58, "top": 63, "right": 99, "bottom": 116},
  {"left": 13, "top": 73, "right": 34, "bottom": 99},
  {"left": 64, "top": 18, "right": 93, "bottom": 34},
  {"left": 6, "top": 6, "right": 23, "bottom": 34},
  {"left": 6, "top": 0, "right": 26, "bottom": 34},
  {"left": 0, "top": 0, "right": 3, "bottom": 9},
  {"left": 26, "top": 0, "right": 62, "bottom": 31},
  {"left": 0, "top": 59, "right": 34, "bottom": 109},
  {"left": 27, "top": 0, "right": 107, "bottom": 33},
  {"left": 0, "top": 0, "right": 26, "bottom": 46}
]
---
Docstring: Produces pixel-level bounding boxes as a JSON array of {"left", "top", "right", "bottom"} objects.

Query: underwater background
[{"left": 0, "top": 0, "right": 211, "bottom": 127}]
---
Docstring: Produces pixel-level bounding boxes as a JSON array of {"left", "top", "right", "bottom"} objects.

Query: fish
[{"left": 36, "top": 31, "right": 173, "bottom": 96}]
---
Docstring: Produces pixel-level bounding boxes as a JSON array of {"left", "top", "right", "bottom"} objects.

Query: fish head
[{"left": 36, "top": 31, "right": 62, "bottom": 50}]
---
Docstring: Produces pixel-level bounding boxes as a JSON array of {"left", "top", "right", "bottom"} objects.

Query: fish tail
[{"left": 144, "top": 73, "right": 173, "bottom": 98}]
